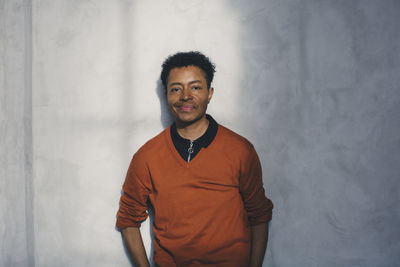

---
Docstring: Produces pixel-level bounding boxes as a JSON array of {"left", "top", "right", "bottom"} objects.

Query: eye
[
  {"left": 169, "top": 87, "right": 181, "bottom": 93},
  {"left": 192, "top": 86, "right": 201, "bottom": 90}
]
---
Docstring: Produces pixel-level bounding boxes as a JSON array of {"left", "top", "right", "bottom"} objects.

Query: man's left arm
[
  {"left": 239, "top": 143, "right": 273, "bottom": 267},
  {"left": 249, "top": 222, "right": 269, "bottom": 267}
]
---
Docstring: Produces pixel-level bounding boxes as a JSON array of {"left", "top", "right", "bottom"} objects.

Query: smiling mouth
[
  {"left": 174, "top": 103, "right": 196, "bottom": 112},
  {"left": 178, "top": 105, "right": 195, "bottom": 112}
]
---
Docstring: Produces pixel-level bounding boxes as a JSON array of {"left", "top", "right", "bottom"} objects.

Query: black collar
[
  {"left": 171, "top": 114, "right": 218, "bottom": 147},
  {"left": 170, "top": 114, "right": 218, "bottom": 161}
]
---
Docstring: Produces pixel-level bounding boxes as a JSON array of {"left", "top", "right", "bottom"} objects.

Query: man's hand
[
  {"left": 122, "top": 227, "right": 150, "bottom": 267},
  {"left": 249, "top": 222, "right": 269, "bottom": 267}
]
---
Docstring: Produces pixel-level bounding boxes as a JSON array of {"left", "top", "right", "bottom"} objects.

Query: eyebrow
[{"left": 168, "top": 80, "right": 202, "bottom": 87}]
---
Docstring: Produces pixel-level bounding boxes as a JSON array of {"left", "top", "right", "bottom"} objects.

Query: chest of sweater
[
  {"left": 145, "top": 146, "right": 247, "bottom": 228},
  {"left": 148, "top": 150, "right": 241, "bottom": 200}
]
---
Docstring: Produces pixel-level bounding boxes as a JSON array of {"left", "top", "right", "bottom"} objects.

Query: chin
[{"left": 175, "top": 113, "right": 203, "bottom": 124}]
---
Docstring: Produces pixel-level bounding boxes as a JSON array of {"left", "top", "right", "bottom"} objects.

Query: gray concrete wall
[
  {"left": 231, "top": 1, "right": 400, "bottom": 266},
  {"left": 0, "top": 0, "right": 33, "bottom": 266},
  {"left": 1, "top": 0, "right": 399, "bottom": 266}
]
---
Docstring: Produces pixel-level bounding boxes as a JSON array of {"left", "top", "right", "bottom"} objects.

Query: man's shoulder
[
  {"left": 134, "top": 127, "right": 170, "bottom": 159},
  {"left": 216, "top": 124, "right": 260, "bottom": 167},
  {"left": 217, "top": 124, "right": 255, "bottom": 152}
]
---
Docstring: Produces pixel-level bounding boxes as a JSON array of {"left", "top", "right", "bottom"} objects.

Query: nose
[{"left": 180, "top": 87, "right": 192, "bottom": 101}]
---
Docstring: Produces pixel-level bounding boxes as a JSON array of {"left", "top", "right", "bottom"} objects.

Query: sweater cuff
[
  {"left": 116, "top": 217, "right": 143, "bottom": 230},
  {"left": 248, "top": 200, "right": 273, "bottom": 225}
]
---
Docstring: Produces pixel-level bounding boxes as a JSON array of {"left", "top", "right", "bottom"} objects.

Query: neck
[{"left": 175, "top": 115, "right": 209, "bottom": 141}]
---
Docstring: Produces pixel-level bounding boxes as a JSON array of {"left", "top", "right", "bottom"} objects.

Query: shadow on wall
[
  {"left": 118, "top": 198, "right": 156, "bottom": 266},
  {"left": 119, "top": 81, "right": 173, "bottom": 266},
  {"left": 116, "top": 2, "right": 170, "bottom": 267},
  {"left": 147, "top": 201, "right": 156, "bottom": 266},
  {"left": 156, "top": 79, "right": 174, "bottom": 129}
]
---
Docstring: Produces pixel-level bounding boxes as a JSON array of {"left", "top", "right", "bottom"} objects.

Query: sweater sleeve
[
  {"left": 239, "top": 144, "right": 273, "bottom": 225},
  {"left": 116, "top": 152, "right": 152, "bottom": 230}
]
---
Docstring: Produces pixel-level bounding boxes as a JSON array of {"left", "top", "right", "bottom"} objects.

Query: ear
[{"left": 207, "top": 87, "right": 214, "bottom": 103}]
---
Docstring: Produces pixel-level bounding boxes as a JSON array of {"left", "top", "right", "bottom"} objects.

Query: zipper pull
[{"left": 187, "top": 140, "right": 194, "bottom": 162}]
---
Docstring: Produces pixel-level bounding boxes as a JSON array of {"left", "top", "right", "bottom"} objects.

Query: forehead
[{"left": 167, "top": 66, "right": 206, "bottom": 84}]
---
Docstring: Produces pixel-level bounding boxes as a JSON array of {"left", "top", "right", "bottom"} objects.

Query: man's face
[{"left": 167, "top": 66, "right": 214, "bottom": 125}]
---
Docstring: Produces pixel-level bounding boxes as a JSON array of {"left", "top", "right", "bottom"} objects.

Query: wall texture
[
  {"left": 0, "top": 0, "right": 33, "bottom": 266},
  {"left": 1, "top": 0, "right": 399, "bottom": 266},
  {"left": 231, "top": 1, "right": 400, "bottom": 267}
]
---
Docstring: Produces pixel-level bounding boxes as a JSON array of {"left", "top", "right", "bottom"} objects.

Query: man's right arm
[{"left": 122, "top": 227, "right": 150, "bottom": 267}]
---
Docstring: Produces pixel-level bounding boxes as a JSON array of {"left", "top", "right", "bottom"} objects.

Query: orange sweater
[{"left": 116, "top": 125, "right": 273, "bottom": 266}]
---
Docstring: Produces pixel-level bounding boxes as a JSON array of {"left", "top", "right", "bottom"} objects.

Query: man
[{"left": 116, "top": 51, "right": 273, "bottom": 267}]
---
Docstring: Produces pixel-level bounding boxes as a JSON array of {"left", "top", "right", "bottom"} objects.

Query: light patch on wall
[
  {"left": 126, "top": 0, "right": 242, "bottom": 131},
  {"left": 119, "top": 0, "right": 244, "bottom": 259}
]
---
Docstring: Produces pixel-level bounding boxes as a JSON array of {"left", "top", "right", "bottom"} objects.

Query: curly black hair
[{"left": 160, "top": 51, "right": 216, "bottom": 89}]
